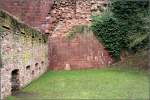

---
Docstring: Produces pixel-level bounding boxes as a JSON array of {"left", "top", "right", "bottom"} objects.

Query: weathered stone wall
[
  {"left": 0, "top": 0, "right": 53, "bottom": 31},
  {"left": 48, "top": 0, "right": 112, "bottom": 70},
  {"left": 49, "top": 33, "right": 112, "bottom": 70},
  {"left": 0, "top": 10, "right": 48, "bottom": 99},
  {"left": 0, "top": 0, "right": 112, "bottom": 71},
  {"left": 46, "top": 0, "right": 108, "bottom": 35}
]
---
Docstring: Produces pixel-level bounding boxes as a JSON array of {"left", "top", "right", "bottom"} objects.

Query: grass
[{"left": 7, "top": 67, "right": 149, "bottom": 100}]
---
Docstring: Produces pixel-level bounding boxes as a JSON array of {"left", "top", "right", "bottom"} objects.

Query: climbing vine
[{"left": 91, "top": 0, "right": 149, "bottom": 59}]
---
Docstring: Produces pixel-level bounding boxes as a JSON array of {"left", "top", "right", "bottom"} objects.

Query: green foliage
[
  {"left": 91, "top": 11, "right": 124, "bottom": 59},
  {"left": 66, "top": 25, "right": 91, "bottom": 40},
  {"left": 129, "top": 33, "right": 149, "bottom": 49},
  {"left": 111, "top": 0, "right": 150, "bottom": 49},
  {"left": 91, "top": 0, "right": 149, "bottom": 59}
]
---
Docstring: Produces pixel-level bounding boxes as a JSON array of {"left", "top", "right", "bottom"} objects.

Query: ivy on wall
[
  {"left": 111, "top": 0, "right": 149, "bottom": 50},
  {"left": 91, "top": 11, "right": 123, "bottom": 59},
  {"left": 91, "top": 0, "right": 149, "bottom": 59}
]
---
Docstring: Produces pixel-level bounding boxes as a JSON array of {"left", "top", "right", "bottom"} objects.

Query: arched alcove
[{"left": 11, "top": 69, "right": 20, "bottom": 95}]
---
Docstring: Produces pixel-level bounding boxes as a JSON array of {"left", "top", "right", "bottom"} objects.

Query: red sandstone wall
[
  {"left": 0, "top": 0, "right": 53, "bottom": 31},
  {"left": 47, "top": 0, "right": 111, "bottom": 70},
  {"left": 0, "top": 0, "right": 111, "bottom": 70},
  {"left": 49, "top": 34, "right": 112, "bottom": 70}
]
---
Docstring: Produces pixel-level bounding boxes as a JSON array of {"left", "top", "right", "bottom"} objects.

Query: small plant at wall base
[{"left": 91, "top": 0, "right": 149, "bottom": 60}]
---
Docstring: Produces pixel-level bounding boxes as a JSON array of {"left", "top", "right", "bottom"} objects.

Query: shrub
[
  {"left": 91, "top": 11, "right": 125, "bottom": 59},
  {"left": 111, "top": 0, "right": 149, "bottom": 49},
  {"left": 91, "top": 0, "right": 149, "bottom": 59}
]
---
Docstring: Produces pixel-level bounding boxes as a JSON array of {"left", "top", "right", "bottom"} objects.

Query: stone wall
[
  {"left": 0, "top": 10, "right": 48, "bottom": 99},
  {"left": 46, "top": 0, "right": 108, "bottom": 35},
  {"left": 48, "top": 0, "right": 112, "bottom": 70},
  {"left": 0, "top": 0, "right": 112, "bottom": 71},
  {"left": 0, "top": 0, "right": 53, "bottom": 31},
  {"left": 49, "top": 33, "right": 112, "bottom": 70}
]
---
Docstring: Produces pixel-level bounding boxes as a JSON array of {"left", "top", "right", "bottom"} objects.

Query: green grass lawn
[{"left": 7, "top": 68, "right": 149, "bottom": 100}]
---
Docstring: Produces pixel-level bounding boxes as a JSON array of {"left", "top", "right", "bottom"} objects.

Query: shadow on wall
[{"left": 11, "top": 69, "right": 20, "bottom": 95}]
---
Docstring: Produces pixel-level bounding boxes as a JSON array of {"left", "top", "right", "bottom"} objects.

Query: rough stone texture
[
  {"left": 49, "top": 33, "right": 112, "bottom": 70},
  {"left": 0, "top": 0, "right": 112, "bottom": 84},
  {"left": 46, "top": 0, "right": 108, "bottom": 35},
  {"left": 0, "top": 11, "right": 48, "bottom": 99},
  {"left": 0, "top": 0, "right": 112, "bottom": 70},
  {"left": 48, "top": 0, "right": 112, "bottom": 70},
  {"left": 0, "top": 0, "right": 53, "bottom": 31}
]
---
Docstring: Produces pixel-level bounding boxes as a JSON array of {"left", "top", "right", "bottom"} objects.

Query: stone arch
[{"left": 11, "top": 69, "right": 20, "bottom": 95}]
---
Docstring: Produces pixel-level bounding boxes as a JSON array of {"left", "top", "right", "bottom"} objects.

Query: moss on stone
[
  {"left": 0, "top": 9, "right": 48, "bottom": 43},
  {"left": 66, "top": 25, "right": 92, "bottom": 40}
]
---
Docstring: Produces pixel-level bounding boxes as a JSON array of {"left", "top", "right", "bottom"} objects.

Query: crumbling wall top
[{"left": 0, "top": 10, "right": 48, "bottom": 43}]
